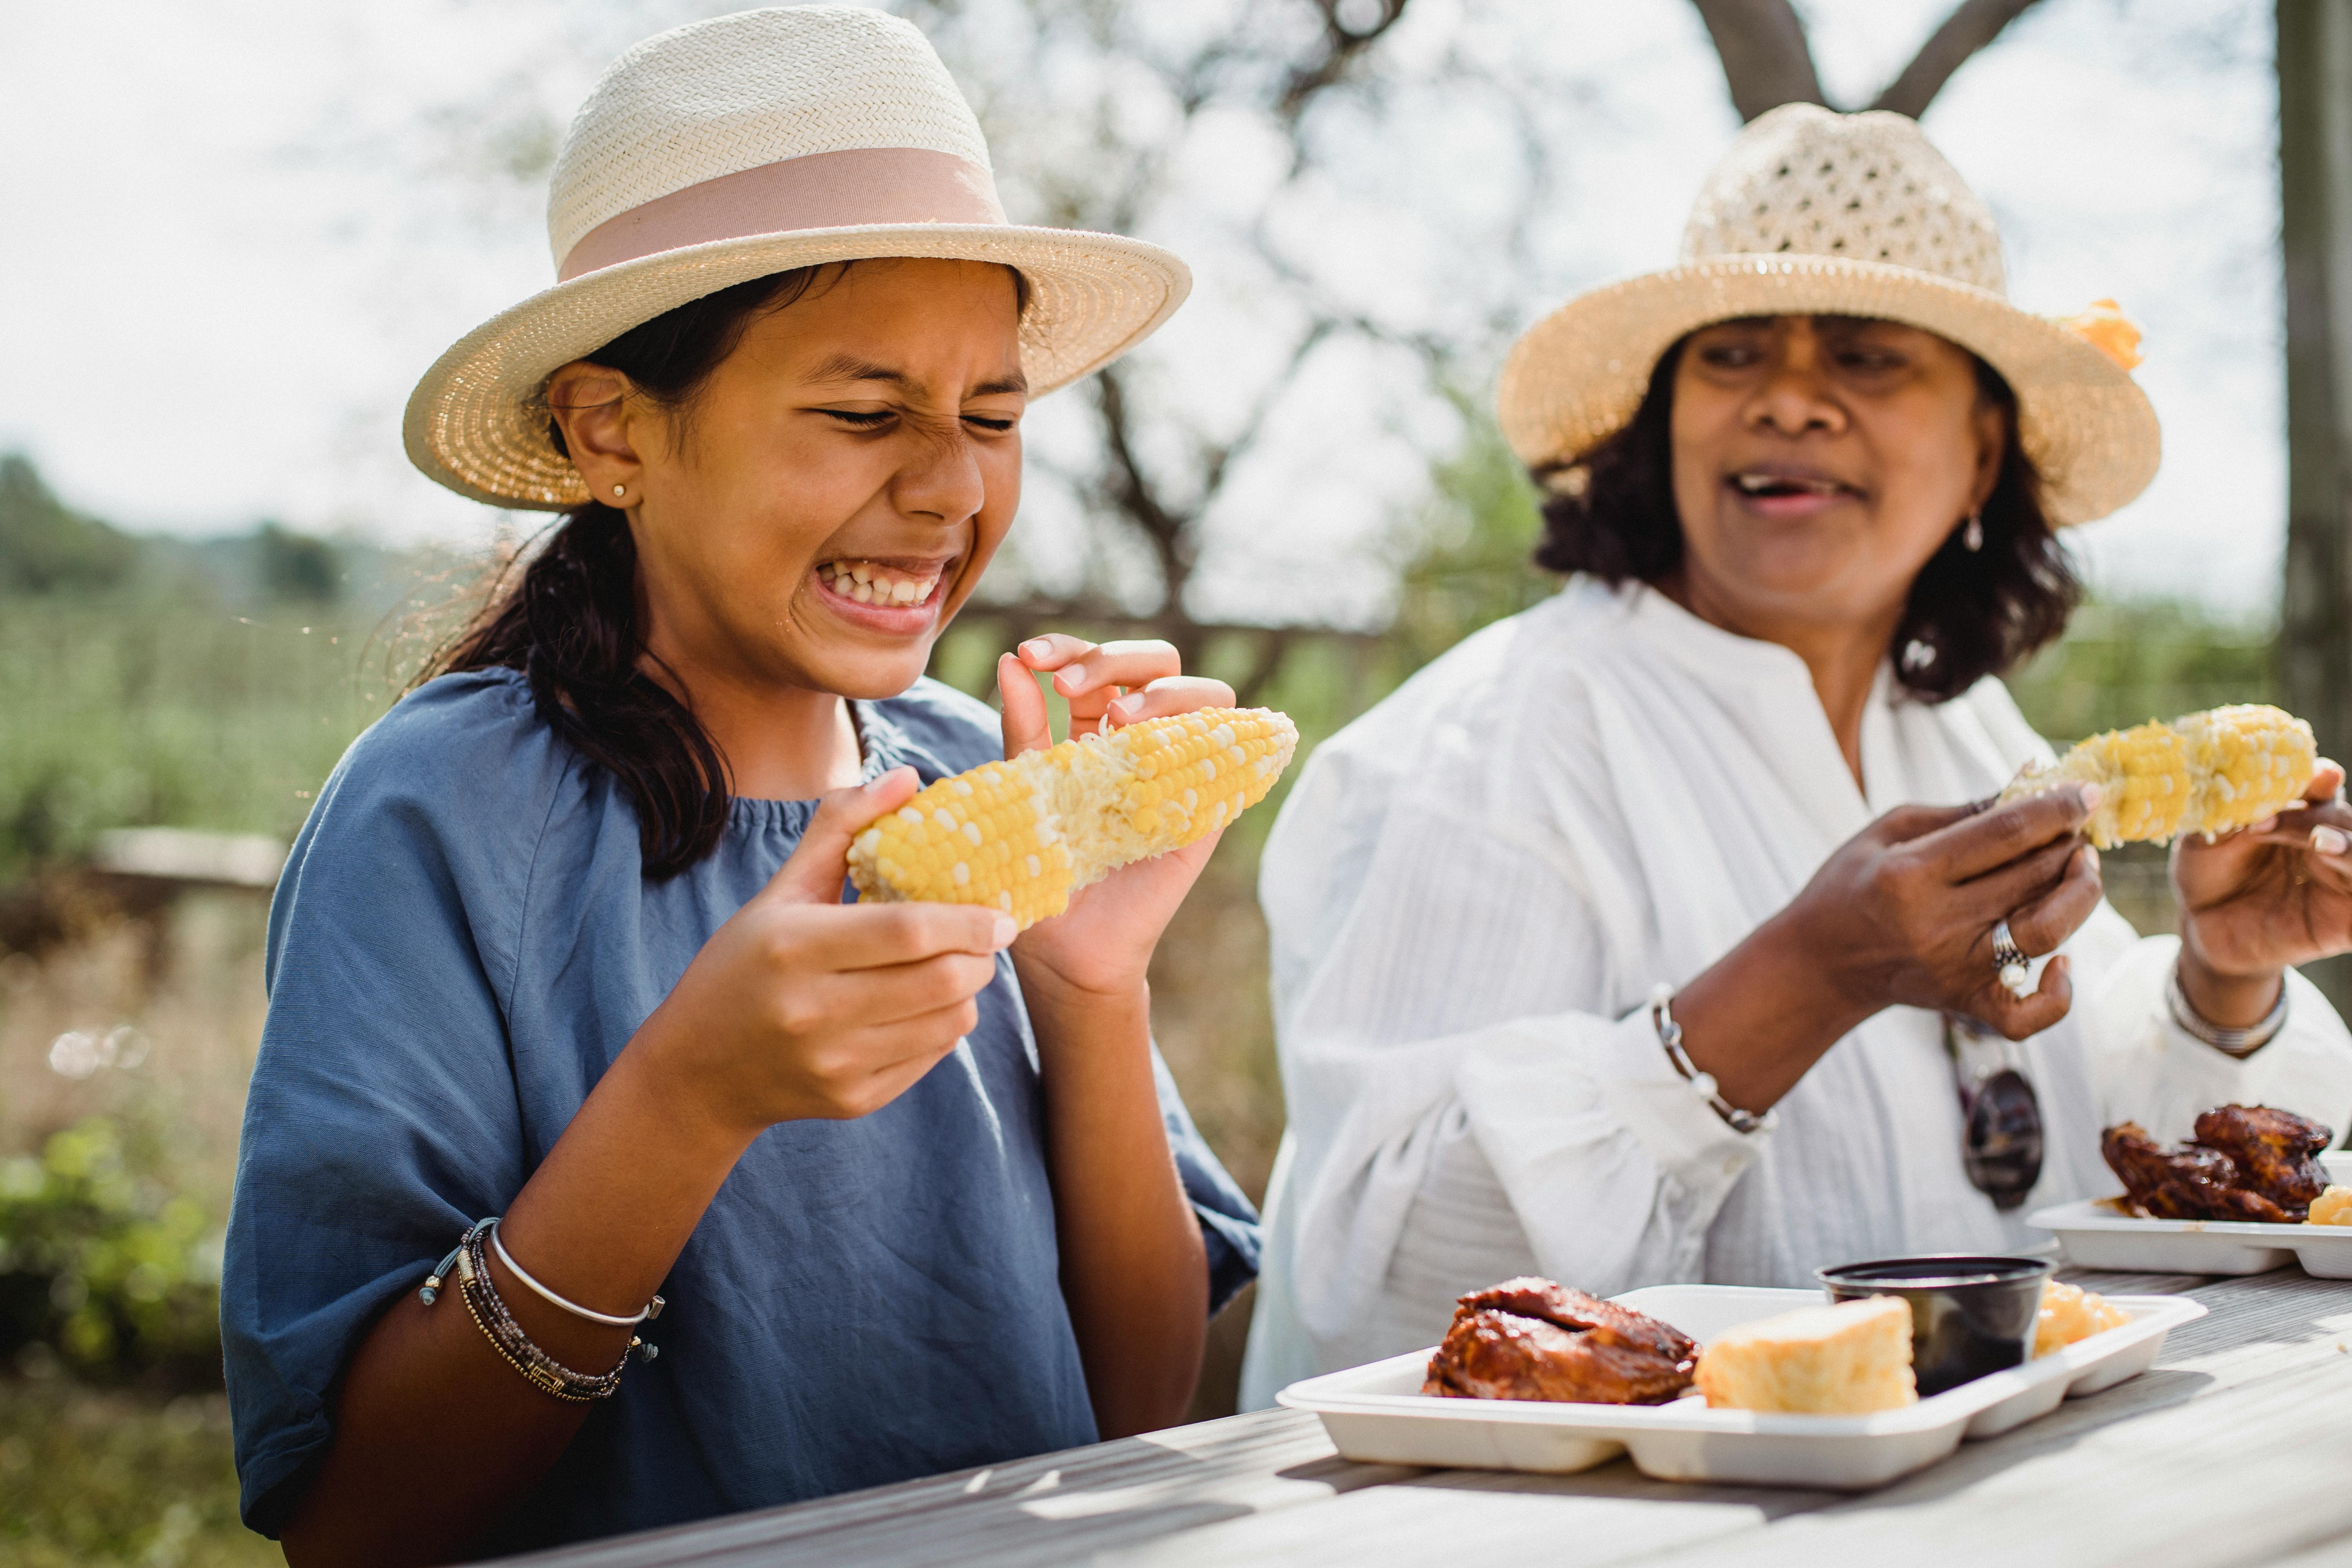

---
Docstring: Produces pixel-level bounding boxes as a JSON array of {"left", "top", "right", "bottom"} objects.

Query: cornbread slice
[
  {"left": 1693, "top": 1296, "right": 1917, "bottom": 1414},
  {"left": 2033, "top": 1279, "right": 2131, "bottom": 1357},
  {"left": 2308, "top": 1186, "right": 2352, "bottom": 1226}
]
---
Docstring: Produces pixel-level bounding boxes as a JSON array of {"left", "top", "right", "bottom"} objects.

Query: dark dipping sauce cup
[{"left": 1816, "top": 1254, "right": 2054, "bottom": 1397}]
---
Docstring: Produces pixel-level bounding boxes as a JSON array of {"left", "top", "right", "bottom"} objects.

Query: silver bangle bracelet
[
  {"left": 1649, "top": 984, "right": 1771, "bottom": 1135},
  {"left": 2166, "top": 965, "right": 2289, "bottom": 1058},
  {"left": 487, "top": 1218, "right": 664, "bottom": 1327}
]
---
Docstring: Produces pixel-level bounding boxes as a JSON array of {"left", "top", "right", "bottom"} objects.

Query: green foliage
[
  {"left": 0, "top": 455, "right": 137, "bottom": 597},
  {"left": 1384, "top": 403, "right": 1557, "bottom": 671},
  {"left": 0, "top": 1383, "right": 277, "bottom": 1566},
  {"left": 0, "top": 1120, "right": 223, "bottom": 1387},
  {"left": 255, "top": 524, "right": 340, "bottom": 605},
  {"left": 2005, "top": 598, "right": 2276, "bottom": 744},
  {"left": 0, "top": 601, "right": 390, "bottom": 881}
]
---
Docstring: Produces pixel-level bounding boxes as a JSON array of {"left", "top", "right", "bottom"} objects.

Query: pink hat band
[{"left": 557, "top": 146, "right": 1009, "bottom": 283}]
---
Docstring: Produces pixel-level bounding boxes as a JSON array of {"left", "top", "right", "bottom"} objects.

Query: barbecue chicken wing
[
  {"left": 1422, "top": 1278, "right": 1697, "bottom": 1405},
  {"left": 2192, "top": 1105, "right": 2330, "bottom": 1211},
  {"left": 2100, "top": 1106, "right": 2334, "bottom": 1223}
]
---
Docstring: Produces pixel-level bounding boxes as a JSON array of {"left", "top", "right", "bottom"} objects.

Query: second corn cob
[
  {"left": 847, "top": 707, "right": 1299, "bottom": 929},
  {"left": 1998, "top": 703, "right": 2316, "bottom": 848}
]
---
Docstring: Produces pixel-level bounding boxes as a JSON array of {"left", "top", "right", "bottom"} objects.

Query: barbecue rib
[
  {"left": 2100, "top": 1105, "right": 2333, "bottom": 1223},
  {"left": 1422, "top": 1278, "right": 1698, "bottom": 1405}
]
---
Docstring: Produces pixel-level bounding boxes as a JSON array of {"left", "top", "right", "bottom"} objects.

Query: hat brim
[
  {"left": 404, "top": 223, "right": 1191, "bottom": 510},
  {"left": 1495, "top": 255, "right": 2160, "bottom": 527}
]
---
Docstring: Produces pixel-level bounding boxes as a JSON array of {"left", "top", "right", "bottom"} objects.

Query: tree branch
[
  {"left": 1086, "top": 365, "right": 1195, "bottom": 613},
  {"left": 1687, "top": 0, "right": 1826, "bottom": 122},
  {"left": 1278, "top": 0, "right": 1413, "bottom": 123},
  {"left": 1870, "top": 0, "right": 2045, "bottom": 118}
]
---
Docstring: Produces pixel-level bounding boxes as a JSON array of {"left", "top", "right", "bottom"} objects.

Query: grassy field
[{"left": 0, "top": 1380, "right": 278, "bottom": 1568}]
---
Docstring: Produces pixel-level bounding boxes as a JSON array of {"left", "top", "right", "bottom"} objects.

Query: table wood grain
[{"left": 497, "top": 1267, "right": 2352, "bottom": 1568}]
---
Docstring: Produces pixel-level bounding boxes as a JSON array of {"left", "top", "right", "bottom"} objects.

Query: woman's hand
[
  {"left": 1794, "top": 786, "right": 2105, "bottom": 1038},
  {"left": 2172, "top": 760, "right": 2352, "bottom": 1027},
  {"left": 633, "top": 768, "right": 1014, "bottom": 1136},
  {"left": 1674, "top": 784, "right": 2102, "bottom": 1115},
  {"left": 996, "top": 635, "right": 1236, "bottom": 999}
]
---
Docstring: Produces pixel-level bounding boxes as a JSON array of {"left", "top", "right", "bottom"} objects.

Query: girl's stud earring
[
  {"left": 613, "top": 485, "right": 626, "bottom": 498},
  {"left": 1961, "top": 510, "right": 1984, "bottom": 553}
]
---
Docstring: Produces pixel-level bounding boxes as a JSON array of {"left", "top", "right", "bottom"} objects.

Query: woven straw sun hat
[
  {"left": 1496, "top": 103, "right": 2158, "bottom": 526},
  {"left": 404, "top": 5, "right": 1191, "bottom": 509}
]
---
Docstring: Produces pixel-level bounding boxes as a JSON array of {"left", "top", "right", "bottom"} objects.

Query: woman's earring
[
  {"left": 612, "top": 484, "right": 626, "bottom": 499},
  {"left": 1961, "top": 510, "right": 1984, "bottom": 553}
]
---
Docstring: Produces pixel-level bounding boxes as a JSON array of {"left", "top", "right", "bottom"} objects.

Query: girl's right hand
[
  {"left": 634, "top": 768, "right": 1015, "bottom": 1134},
  {"left": 1789, "top": 784, "right": 2105, "bottom": 1040}
]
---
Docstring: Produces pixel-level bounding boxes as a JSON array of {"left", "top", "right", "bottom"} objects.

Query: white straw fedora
[
  {"left": 1497, "top": 103, "right": 2159, "bottom": 526},
  {"left": 404, "top": 5, "right": 1192, "bottom": 510}
]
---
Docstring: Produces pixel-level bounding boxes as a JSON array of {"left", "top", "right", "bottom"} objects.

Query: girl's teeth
[{"left": 821, "top": 562, "right": 939, "bottom": 607}]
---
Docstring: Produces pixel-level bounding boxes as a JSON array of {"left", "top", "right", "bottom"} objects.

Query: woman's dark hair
[
  {"left": 422, "top": 261, "right": 1025, "bottom": 878},
  {"left": 1532, "top": 332, "right": 2081, "bottom": 702}
]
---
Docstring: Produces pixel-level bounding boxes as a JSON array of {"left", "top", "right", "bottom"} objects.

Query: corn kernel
[{"left": 846, "top": 706, "right": 1299, "bottom": 929}]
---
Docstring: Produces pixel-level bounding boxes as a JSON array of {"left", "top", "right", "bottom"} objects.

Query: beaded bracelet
[
  {"left": 420, "top": 1219, "right": 653, "bottom": 1403},
  {"left": 1649, "top": 984, "right": 1772, "bottom": 1136}
]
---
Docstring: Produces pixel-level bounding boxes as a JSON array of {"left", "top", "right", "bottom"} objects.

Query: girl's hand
[
  {"left": 997, "top": 636, "right": 1236, "bottom": 999},
  {"left": 635, "top": 769, "right": 1014, "bottom": 1136},
  {"left": 2173, "top": 759, "right": 2352, "bottom": 1027},
  {"left": 1791, "top": 785, "right": 2104, "bottom": 1039}
]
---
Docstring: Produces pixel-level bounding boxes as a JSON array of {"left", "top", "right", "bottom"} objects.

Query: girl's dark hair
[
  {"left": 1532, "top": 333, "right": 2081, "bottom": 702},
  {"left": 424, "top": 260, "right": 1023, "bottom": 878}
]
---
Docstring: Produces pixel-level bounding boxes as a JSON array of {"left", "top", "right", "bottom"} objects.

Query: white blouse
[{"left": 1238, "top": 578, "right": 2352, "bottom": 1409}]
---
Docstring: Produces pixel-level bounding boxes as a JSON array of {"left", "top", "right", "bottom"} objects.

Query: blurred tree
[
  {"left": 896, "top": 0, "right": 1429, "bottom": 683},
  {"left": 2279, "top": 0, "right": 2352, "bottom": 1003},
  {"left": 1384, "top": 393, "right": 1554, "bottom": 671},
  {"left": 257, "top": 521, "right": 342, "bottom": 604},
  {"left": 0, "top": 453, "right": 136, "bottom": 597},
  {"left": 1688, "top": 0, "right": 2044, "bottom": 122}
]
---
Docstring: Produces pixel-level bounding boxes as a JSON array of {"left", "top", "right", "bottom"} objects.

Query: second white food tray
[
  {"left": 2030, "top": 1196, "right": 2352, "bottom": 1277},
  {"left": 1277, "top": 1284, "right": 2203, "bottom": 1492}
]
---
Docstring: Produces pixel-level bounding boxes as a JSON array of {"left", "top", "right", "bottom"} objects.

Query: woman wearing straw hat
[
  {"left": 222, "top": 9, "right": 1257, "bottom": 1559},
  {"left": 1240, "top": 103, "right": 2352, "bottom": 1402}
]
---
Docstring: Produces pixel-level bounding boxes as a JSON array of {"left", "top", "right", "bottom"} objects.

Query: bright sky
[{"left": 0, "top": 0, "right": 2283, "bottom": 619}]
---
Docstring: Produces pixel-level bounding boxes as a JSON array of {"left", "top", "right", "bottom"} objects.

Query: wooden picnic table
[{"left": 502, "top": 1266, "right": 2352, "bottom": 1567}]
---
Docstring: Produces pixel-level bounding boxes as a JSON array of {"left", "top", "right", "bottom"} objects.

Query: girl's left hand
[
  {"left": 2172, "top": 759, "right": 2352, "bottom": 1022},
  {"left": 997, "top": 636, "right": 1236, "bottom": 998}
]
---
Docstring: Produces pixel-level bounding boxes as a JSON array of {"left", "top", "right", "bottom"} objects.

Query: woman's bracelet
[
  {"left": 2167, "top": 965, "right": 2289, "bottom": 1058},
  {"left": 1649, "top": 984, "right": 1771, "bottom": 1135},
  {"left": 419, "top": 1219, "right": 656, "bottom": 1403},
  {"left": 488, "top": 1219, "right": 664, "bottom": 1328}
]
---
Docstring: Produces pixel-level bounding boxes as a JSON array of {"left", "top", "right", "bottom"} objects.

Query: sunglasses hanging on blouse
[{"left": 1944, "top": 1013, "right": 2044, "bottom": 1210}]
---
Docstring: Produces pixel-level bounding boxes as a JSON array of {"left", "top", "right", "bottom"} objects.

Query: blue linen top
[{"left": 221, "top": 668, "right": 1259, "bottom": 1552}]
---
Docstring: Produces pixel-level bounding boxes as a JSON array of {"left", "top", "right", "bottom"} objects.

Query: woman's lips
[
  {"left": 811, "top": 559, "right": 949, "bottom": 632},
  {"left": 1724, "top": 473, "right": 1861, "bottom": 521}
]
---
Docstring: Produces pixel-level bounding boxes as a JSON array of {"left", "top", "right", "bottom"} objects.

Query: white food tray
[
  {"left": 1277, "top": 1284, "right": 2201, "bottom": 1492},
  {"left": 2323, "top": 1150, "right": 2352, "bottom": 1188},
  {"left": 2031, "top": 1196, "right": 2352, "bottom": 1277}
]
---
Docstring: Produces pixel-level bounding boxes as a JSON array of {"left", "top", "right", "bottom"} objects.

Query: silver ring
[{"left": 1990, "top": 919, "right": 2030, "bottom": 976}]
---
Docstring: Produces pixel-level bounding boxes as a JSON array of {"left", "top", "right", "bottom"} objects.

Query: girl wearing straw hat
[
  {"left": 222, "top": 9, "right": 1256, "bottom": 1558},
  {"left": 1241, "top": 104, "right": 2352, "bottom": 1402}
]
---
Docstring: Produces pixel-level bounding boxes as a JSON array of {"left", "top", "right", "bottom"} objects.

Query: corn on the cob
[
  {"left": 1999, "top": 703, "right": 2316, "bottom": 848},
  {"left": 847, "top": 707, "right": 1299, "bottom": 929}
]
